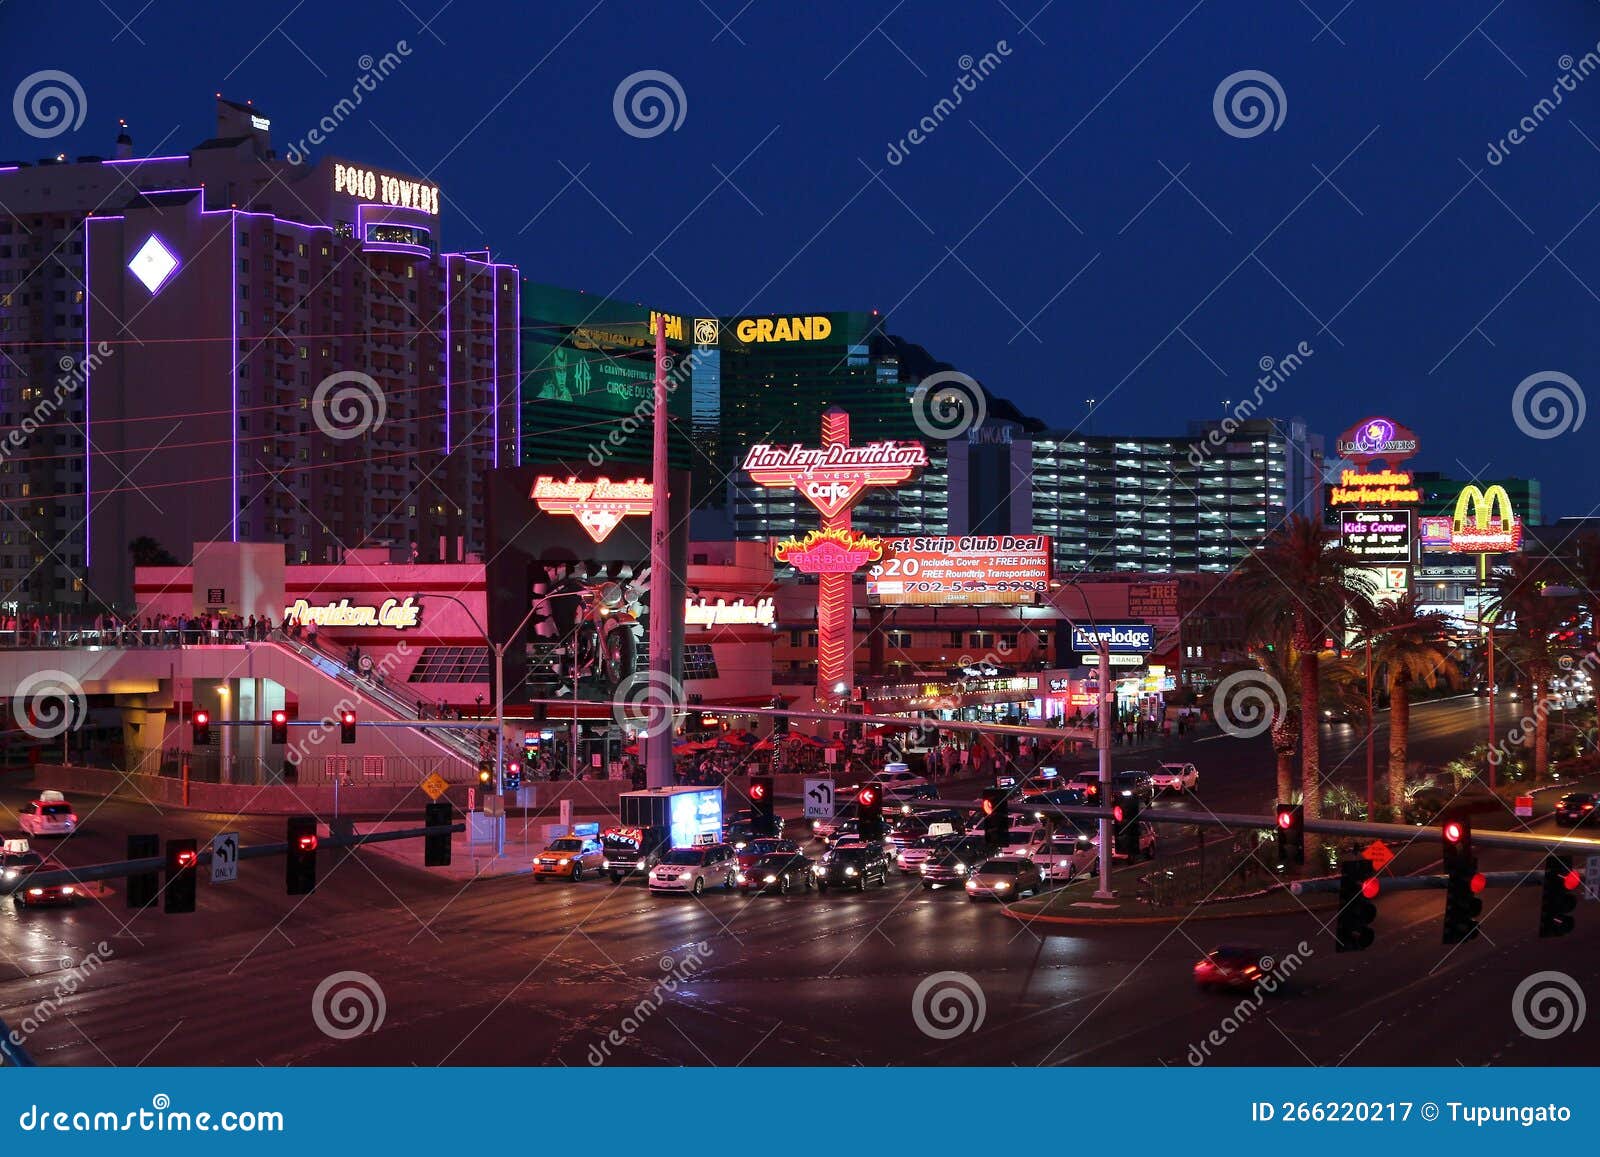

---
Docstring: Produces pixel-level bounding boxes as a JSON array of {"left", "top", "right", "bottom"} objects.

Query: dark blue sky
[{"left": 8, "top": 1, "right": 1600, "bottom": 515}]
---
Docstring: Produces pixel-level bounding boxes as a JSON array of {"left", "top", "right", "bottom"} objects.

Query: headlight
[
  {"left": 558, "top": 858, "right": 570, "bottom": 866},
  {"left": 27, "top": 888, "right": 42, "bottom": 896},
  {"left": 762, "top": 874, "right": 777, "bottom": 884},
  {"left": 955, "top": 862, "right": 968, "bottom": 875},
  {"left": 736, "top": 872, "right": 747, "bottom": 882},
  {"left": 3, "top": 869, "right": 15, "bottom": 880},
  {"left": 1058, "top": 859, "right": 1069, "bottom": 867},
  {"left": 59, "top": 886, "right": 74, "bottom": 895},
  {"left": 601, "top": 860, "right": 610, "bottom": 869},
  {"left": 964, "top": 879, "right": 977, "bottom": 890},
  {"left": 919, "top": 863, "right": 929, "bottom": 874},
  {"left": 994, "top": 881, "right": 1010, "bottom": 891},
  {"left": 844, "top": 866, "right": 858, "bottom": 876},
  {"left": 812, "top": 820, "right": 820, "bottom": 830}
]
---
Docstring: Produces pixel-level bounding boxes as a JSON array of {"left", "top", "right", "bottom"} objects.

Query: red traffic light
[
  {"left": 271, "top": 710, "right": 287, "bottom": 725},
  {"left": 1113, "top": 805, "right": 1125, "bottom": 823},
  {"left": 1564, "top": 870, "right": 1582, "bottom": 891},
  {"left": 750, "top": 782, "right": 767, "bottom": 801},
  {"left": 1361, "top": 876, "right": 1381, "bottom": 899},
  {"left": 1444, "top": 820, "right": 1465, "bottom": 844},
  {"left": 1277, "top": 810, "right": 1294, "bottom": 829},
  {"left": 297, "top": 833, "right": 318, "bottom": 852},
  {"left": 858, "top": 787, "right": 878, "bottom": 807},
  {"left": 1470, "top": 872, "right": 1487, "bottom": 894},
  {"left": 341, "top": 711, "right": 356, "bottom": 725},
  {"left": 194, "top": 710, "right": 209, "bottom": 726},
  {"left": 175, "top": 850, "right": 197, "bottom": 868},
  {"left": 980, "top": 797, "right": 995, "bottom": 815}
]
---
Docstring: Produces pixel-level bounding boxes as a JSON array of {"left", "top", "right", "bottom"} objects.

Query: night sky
[{"left": 8, "top": 1, "right": 1600, "bottom": 514}]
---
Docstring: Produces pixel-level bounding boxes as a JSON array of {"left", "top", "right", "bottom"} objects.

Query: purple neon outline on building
[
  {"left": 442, "top": 253, "right": 452, "bottom": 454},
  {"left": 83, "top": 218, "right": 92, "bottom": 566}
]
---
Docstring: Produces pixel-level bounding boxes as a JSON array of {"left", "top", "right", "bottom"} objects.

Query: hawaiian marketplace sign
[
  {"left": 742, "top": 440, "right": 928, "bottom": 518},
  {"left": 1329, "top": 468, "right": 1420, "bottom": 506},
  {"left": 531, "top": 475, "right": 653, "bottom": 543}
]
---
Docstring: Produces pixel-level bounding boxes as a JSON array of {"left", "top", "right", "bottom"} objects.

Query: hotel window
[
  {"left": 238, "top": 231, "right": 249, "bottom": 246},
  {"left": 238, "top": 259, "right": 249, "bottom": 273},
  {"left": 297, "top": 243, "right": 307, "bottom": 257}
]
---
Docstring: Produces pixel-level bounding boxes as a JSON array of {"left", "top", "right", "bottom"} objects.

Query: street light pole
[
  {"left": 1062, "top": 579, "right": 1115, "bottom": 900},
  {"left": 645, "top": 318, "right": 676, "bottom": 788}
]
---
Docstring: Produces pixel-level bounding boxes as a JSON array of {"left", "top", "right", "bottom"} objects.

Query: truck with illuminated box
[{"left": 605, "top": 786, "right": 725, "bottom": 884}]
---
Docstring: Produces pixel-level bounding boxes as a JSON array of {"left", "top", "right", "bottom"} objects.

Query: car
[
  {"left": 1554, "top": 792, "right": 1598, "bottom": 826},
  {"left": 17, "top": 792, "right": 78, "bottom": 838},
  {"left": 921, "top": 836, "right": 994, "bottom": 890},
  {"left": 1113, "top": 770, "right": 1156, "bottom": 804},
  {"left": 1149, "top": 763, "right": 1199, "bottom": 793},
  {"left": 1054, "top": 816, "right": 1156, "bottom": 863},
  {"left": 1, "top": 840, "right": 77, "bottom": 908},
  {"left": 648, "top": 844, "right": 737, "bottom": 895},
  {"left": 815, "top": 841, "right": 892, "bottom": 891},
  {"left": 1029, "top": 831, "right": 1098, "bottom": 881},
  {"left": 724, "top": 815, "right": 785, "bottom": 848},
  {"left": 1024, "top": 786, "right": 1092, "bottom": 812},
  {"left": 811, "top": 802, "right": 857, "bottom": 842},
  {"left": 996, "top": 815, "right": 1042, "bottom": 856},
  {"left": 876, "top": 764, "right": 938, "bottom": 801},
  {"left": 965, "top": 854, "right": 1044, "bottom": 901},
  {"left": 1472, "top": 681, "right": 1495, "bottom": 697},
  {"left": 896, "top": 833, "right": 960, "bottom": 875},
  {"left": 601, "top": 826, "right": 668, "bottom": 884},
  {"left": 1062, "top": 773, "right": 1106, "bottom": 802},
  {"left": 1194, "top": 945, "right": 1273, "bottom": 991},
  {"left": 735, "top": 837, "right": 799, "bottom": 875},
  {"left": 738, "top": 850, "right": 815, "bottom": 894},
  {"left": 1320, "top": 706, "right": 1358, "bottom": 724},
  {"left": 532, "top": 834, "right": 605, "bottom": 882}
]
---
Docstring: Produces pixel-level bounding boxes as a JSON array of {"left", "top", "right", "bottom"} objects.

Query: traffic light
[
  {"left": 1539, "top": 854, "right": 1580, "bottom": 938},
  {"left": 504, "top": 760, "right": 521, "bottom": 792},
  {"left": 1113, "top": 785, "right": 1142, "bottom": 858},
  {"left": 1441, "top": 817, "right": 1481, "bottom": 944},
  {"left": 857, "top": 782, "right": 884, "bottom": 841},
  {"left": 339, "top": 710, "right": 356, "bottom": 744},
  {"left": 127, "top": 833, "right": 159, "bottom": 909},
  {"left": 191, "top": 710, "right": 211, "bottom": 746},
  {"left": 424, "top": 801, "right": 452, "bottom": 867},
  {"left": 286, "top": 815, "right": 318, "bottom": 896},
  {"left": 1335, "top": 858, "right": 1378, "bottom": 952},
  {"left": 749, "top": 775, "right": 775, "bottom": 836},
  {"left": 1274, "top": 803, "right": 1304, "bottom": 867},
  {"left": 979, "top": 788, "right": 1009, "bottom": 847},
  {"left": 477, "top": 760, "right": 493, "bottom": 788},
  {"left": 270, "top": 709, "right": 288, "bottom": 744},
  {"left": 164, "top": 838, "right": 198, "bottom": 914}
]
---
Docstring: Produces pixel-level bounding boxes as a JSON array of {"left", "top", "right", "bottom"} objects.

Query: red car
[
  {"left": 2, "top": 843, "right": 79, "bottom": 908},
  {"left": 1194, "top": 945, "right": 1271, "bottom": 991},
  {"left": 734, "top": 837, "right": 799, "bottom": 876}
]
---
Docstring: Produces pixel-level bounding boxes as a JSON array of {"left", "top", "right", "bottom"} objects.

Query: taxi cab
[
  {"left": 17, "top": 792, "right": 78, "bottom": 838},
  {"left": 2, "top": 838, "right": 78, "bottom": 908},
  {"left": 532, "top": 834, "right": 605, "bottom": 882}
]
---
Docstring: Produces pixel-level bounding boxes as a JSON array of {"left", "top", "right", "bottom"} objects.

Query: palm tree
[
  {"left": 1232, "top": 514, "right": 1371, "bottom": 824},
  {"left": 1239, "top": 628, "right": 1301, "bottom": 804},
  {"left": 1567, "top": 533, "right": 1600, "bottom": 720},
  {"left": 1487, "top": 556, "right": 1576, "bottom": 782},
  {"left": 1352, "top": 593, "right": 1459, "bottom": 810}
]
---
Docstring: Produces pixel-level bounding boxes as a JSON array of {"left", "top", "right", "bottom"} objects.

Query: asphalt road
[{"left": 0, "top": 692, "right": 1595, "bottom": 1067}]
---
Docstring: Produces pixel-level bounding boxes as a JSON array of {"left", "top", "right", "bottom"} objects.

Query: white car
[
  {"left": 17, "top": 792, "right": 77, "bottom": 838},
  {"left": 1150, "top": 762, "right": 1199, "bottom": 793},
  {"left": 1029, "top": 832, "right": 1098, "bottom": 881},
  {"left": 648, "top": 844, "right": 736, "bottom": 896},
  {"left": 875, "top": 764, "right": 934, "bottom": 800}
]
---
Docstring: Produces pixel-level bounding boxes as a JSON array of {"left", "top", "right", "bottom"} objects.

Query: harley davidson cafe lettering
[{"left": 284, "top": 597, "right": 423, "bottom": 630}]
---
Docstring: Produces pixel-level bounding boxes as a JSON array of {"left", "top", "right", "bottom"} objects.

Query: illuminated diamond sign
[{"left": 128, "top": 234, "right": 179, "bottom": 294}]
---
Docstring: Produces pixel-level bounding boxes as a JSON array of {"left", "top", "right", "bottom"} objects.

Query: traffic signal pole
[{"left": 1095, "top": 640, "right": 1113, "bottom": 899}]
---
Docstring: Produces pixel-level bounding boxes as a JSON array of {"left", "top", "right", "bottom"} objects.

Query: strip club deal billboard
[{"left": 867, "top": 534, "right": 1050, "bottom": 606}]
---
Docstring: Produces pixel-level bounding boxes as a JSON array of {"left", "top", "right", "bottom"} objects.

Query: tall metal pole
[
  {"left": 1482, "top": 551, "right": 1496, "bottom": 790},
  {"left": 1094, "top": 640, "right": 1114, "bottom": 899},
  {"left": 644, "top": 318, "right": 675, "bottom": 788},
  {"left": 494, "top": 642, "right": 506, "bottom": 855},
  {"left": 1365, "top": 636, "right": 1374, "bottom": 819}
]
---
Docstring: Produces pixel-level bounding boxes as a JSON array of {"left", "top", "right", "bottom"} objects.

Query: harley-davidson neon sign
[
  {"left": 742, "top": 440, "right": 927, "bottom": 518},
  {"left": 532, "top": 476, "right": 653, "bottom": 542}
]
